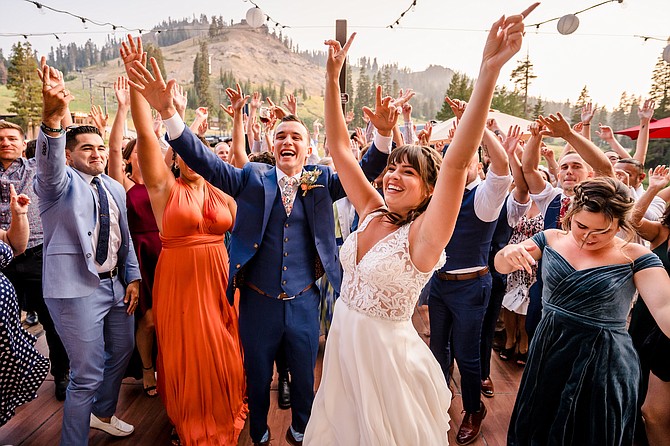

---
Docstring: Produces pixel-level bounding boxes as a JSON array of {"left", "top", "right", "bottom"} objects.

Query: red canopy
[{"left": 614, "top": 116, "right": 670, "bottom": 140}]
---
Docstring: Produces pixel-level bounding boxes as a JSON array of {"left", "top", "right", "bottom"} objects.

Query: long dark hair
[
  {"left": 122, "top": 138, "right": 136, "bottom": 175},
  {"left": 378, "top": 144, "right": 442, "bottom": 227}
]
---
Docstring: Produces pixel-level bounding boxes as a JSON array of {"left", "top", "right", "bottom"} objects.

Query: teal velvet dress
[{"left": 508, "top": 232, "right": 663, "bottom": 446}]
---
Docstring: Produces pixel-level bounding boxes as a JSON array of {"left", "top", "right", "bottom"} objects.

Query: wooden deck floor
[{"left": 1, "top": 308, "right": 524, "bottom": 445}]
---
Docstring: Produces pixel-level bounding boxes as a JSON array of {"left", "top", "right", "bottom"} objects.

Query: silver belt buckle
[{"left": 277, "top": 292, "right": 295, "bottom": 301}]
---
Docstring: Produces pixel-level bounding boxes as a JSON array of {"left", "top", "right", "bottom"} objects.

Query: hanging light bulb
[
  {"left": 35, "top": 2, "right": 46, "bottom": 15},
  {"left": 81, "top": 17, "right": 88, "bottom": 29},
  {"left": 411, "top": 1, "right": 416, "bottom": 12},
  {"left": 557, "top": 14, "right": 579, "bottom": 35},
  {"left": 246, "top": 6, "right": 265, "bottom": 29}
]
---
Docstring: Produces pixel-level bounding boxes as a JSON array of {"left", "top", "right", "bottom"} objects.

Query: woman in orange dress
[{"left": 121, "top": 38, "right": 246, "bottom": 445}]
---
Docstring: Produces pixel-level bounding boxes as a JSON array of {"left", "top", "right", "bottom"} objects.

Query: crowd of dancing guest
[{"left": 4, "top": 3, "right": 670, "bottom": 446}]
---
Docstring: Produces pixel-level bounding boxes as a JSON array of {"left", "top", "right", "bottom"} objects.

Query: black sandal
[
  {"left": 170, "top": 427, "right": 181, "bottom": 446},
  {"left": 499, "top": 346, "right": 515, "bottom": 361},
  {"left": 142, "top": 365, "right": 158, "bottom": 398}
]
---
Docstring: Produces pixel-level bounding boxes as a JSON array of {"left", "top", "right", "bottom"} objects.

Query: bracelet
[
  {"left": 14, "top": 212, "right": 27, "bottom": 215},
  {"left": 41, "top": 122, "right": 65, "bottom": 135},
  {"left": 582, "top": 123, "right": 591, "bottom": 126}
]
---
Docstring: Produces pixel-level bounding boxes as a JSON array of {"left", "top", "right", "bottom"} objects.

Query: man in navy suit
[
  {"left": 131, "top": 64, "right": 391, "bottom": 445},
  {"left": 36, "top": 63, "right": 141, "bottom": 445}
]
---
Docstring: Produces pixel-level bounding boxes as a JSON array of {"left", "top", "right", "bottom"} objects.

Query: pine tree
[
  {"left": 0, "top": 49, "right": 7, "bottom": 85},
  {"left": 345, "top": 61, "right": 355, "bottom": 114},
  {"left": 510, "top": 55, "right": 537, "bottom": 117},
  {"left": 571, "top": 85, "right": 590, "bottom": 124},
  {"left": 193, "top": 41, "right": 213, "bottom": 110},
  {"left": 7, "top": 42, "right": 42, "bottom": 130},
  {"left": 649, "top": 54, "right": 670, "bottom": 118},
  {"left": 531, "top": 97, "right": 545, "bottom": 119},
  {"left": 436, "top": 72, "right": 474, "bottom": 121},
  {"left": 491, "top": 86, "right": 524, "bottom": 117},
  {"left": 354, "top": 65, "right": 372, "bottom": 127},
  {"left": 145, "top": 43, "right": 166, "bottom": 80}
]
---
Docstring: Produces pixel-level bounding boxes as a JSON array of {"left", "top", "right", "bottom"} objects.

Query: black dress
[
  {"left": 508, "top": 232, "right": 663, "bottom": 445},
  {"left": 0, "top": 240, "right": 49, "bottom": 426}
]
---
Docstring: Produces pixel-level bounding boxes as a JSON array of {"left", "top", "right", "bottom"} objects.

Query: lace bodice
[{"left": 339, "top": 213, "right": 446, "bottom": 321}]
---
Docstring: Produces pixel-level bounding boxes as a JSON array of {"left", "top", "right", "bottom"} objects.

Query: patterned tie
[
  {"left": 557, "top": 196, "right": 571, "bottom": 227},
  {"left": 280, "top": 176, "right": 299, "bottom": 216},
  {"left": 92, "top": 177, "right": 110, "bottom": 265}
]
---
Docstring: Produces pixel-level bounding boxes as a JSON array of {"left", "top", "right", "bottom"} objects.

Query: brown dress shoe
[
  {"left": 253, "top": 428, "right": 271, "bottom": 446},
  {"left": 481, "top": 377, "right": 494, "bottom": 398},
  {"left": 285, "top": 428, "right": 303, "bottom": 446},
  {"left": 456, "top": 402, "right": 487, "bottom": 445}
]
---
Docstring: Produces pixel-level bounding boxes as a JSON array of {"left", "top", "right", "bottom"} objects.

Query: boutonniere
[{"left": 299, "top": 168, "right": 325, "bottom": 196}]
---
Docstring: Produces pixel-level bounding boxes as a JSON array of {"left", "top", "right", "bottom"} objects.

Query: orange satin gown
[{"left": 153, "top": 179, "right": 247, "bottom": 445}]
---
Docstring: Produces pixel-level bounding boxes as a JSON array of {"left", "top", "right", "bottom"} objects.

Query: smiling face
[
  {"left": 0, "top": 127, "right": 26, "bottom": 168},
  {"left": 383, "top": 159, "right": 430, "bottom": 215},
  {"left": 273, "top": 120, "right": 310, "bottom": 176},
  {"left": 66, "top": 133, "right": 108, "bottom": 176},
  {"left": 558, "top": 153, "right": 591, "bottom": 195},
  {"left": 215, "top": 142, "right": 231, "bottom": 163},
  {"left": 569, "top": 210, "right": 618, "bottom": 250}
]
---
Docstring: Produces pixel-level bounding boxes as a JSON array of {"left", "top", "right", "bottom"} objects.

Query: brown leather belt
[
  {"left": 99, "top": 266, "right": 119, "bottom": 280},
  {"left": 245, "top": 282, "right": 314, "bottom": 300},
  {"left": 436, "top": 266, "right": 489, "bottom": 281}
]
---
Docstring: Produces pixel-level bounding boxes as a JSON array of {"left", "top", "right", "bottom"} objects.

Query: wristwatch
[{"left": 40, "top": 122, "right": 65, "bottom": 135}]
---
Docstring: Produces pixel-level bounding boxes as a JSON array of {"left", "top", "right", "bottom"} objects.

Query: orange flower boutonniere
[{"left": 299, "top": 168, "right": 325, "bottom": 196}]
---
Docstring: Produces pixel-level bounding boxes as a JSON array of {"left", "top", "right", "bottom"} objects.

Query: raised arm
[
  {"left": 504, "top": 126, "right": 530, "bottom": 204},
  {"left": 221, "top": 83, "right": 250, "bottom": 168},
  {"left": 412, "top": 4, "right": 538, "bottom": 270},
  {"left": 538, "top": 112, "right": 614, "bottom": 178},
  {"left": 108, "top": 76, "right": 133, "bottom": 190},
  {"left": 634, "top": 99, "right": 655, "bottom": 164},
  {"left": 631, "top": 165, "right": 670, "bottom": 247},
  {"left": 121, "top": 36, "right": 175, "bottom": 228},
  {"left": 596, "top": 123, "right": 630, "bottom": 160},
  {"left": 324, "top": 33, "right": 385, "bottom": 218},
  {"left": 481, "top": 128, "right": 509, "bottom": 176},
  {"left": 580, "top": 102, "right": 594, "bottom": 140},
  {"left": 522, "top": 122, "right": 549, "bottom": 193},
  {"left": 2, "top": 185, "right": 30, "bottom": 255}
]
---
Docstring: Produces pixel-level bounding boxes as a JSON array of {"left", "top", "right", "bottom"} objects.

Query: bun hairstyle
[
  {"left": 122, "top": 138, "right": 137, "bottom": 175},
  {"left": 561, "top": 177, "right": 635, "bottom": 236},
  {"left": 379, "top": 144, "right": 443, "bottom": 227}
]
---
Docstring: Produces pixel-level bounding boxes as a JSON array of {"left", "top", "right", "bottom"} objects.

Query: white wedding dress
[{"left": 304, "top": 213, "right": 451, "bottom": 446}]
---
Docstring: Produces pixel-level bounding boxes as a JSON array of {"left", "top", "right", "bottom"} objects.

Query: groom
[{"left": 134, "top": 63, "right": 390, "bottom": 445}]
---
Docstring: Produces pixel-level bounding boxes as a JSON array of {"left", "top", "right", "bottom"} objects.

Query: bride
[{"left": 303, "top": 4, "right": 538, "bottom": 445}]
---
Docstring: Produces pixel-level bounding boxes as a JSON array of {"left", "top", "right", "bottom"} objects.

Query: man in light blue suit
[{"left": 35, "top": 63, "right": 141, "bottom": 445}]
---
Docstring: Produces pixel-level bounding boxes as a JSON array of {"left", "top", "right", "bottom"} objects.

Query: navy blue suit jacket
[{"left": 168, "top": 127, "right": 389, "bottom": 303}]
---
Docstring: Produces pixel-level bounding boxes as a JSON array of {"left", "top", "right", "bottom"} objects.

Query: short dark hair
[
  {"left": 615, "top": 158, "right": 644, "bottom": 175},
  {"left": 65, "top": 125, "right": 102, "bottom": 151},
  {"left": 278, "top": 114, "right": 310, "bottom": 136},
  {"left": 249, "top": 151, "right": 276, "bottom": 166},
  {"left": 0, "top": 120, "right": 25, "bottom": 137}
]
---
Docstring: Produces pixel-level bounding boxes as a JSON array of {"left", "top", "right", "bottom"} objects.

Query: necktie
[
  {"left": 557, "top": 196, "right": 571, "bottom": 227},
  {"left": 280, "top": 176, "right": 299, "bottom": 216},
  {"left": 92, "top": 177, "right": 110, "bottom": 265}
]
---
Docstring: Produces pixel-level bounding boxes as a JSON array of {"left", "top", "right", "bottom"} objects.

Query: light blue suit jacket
[{"left": 34, "top": 131, "right": 141, "bottom": 299}]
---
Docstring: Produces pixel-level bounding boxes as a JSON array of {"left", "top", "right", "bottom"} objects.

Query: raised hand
[
  {"left": 345, "top": 110, "right": 355, "bottom": 125},
  {"left": 402, "top": 103, "right": 412, "bottom": 122},
  {"left": 362, "top": 85, "right": 399, "bottom": 136},
  {"left": 197, "top": 119, "right": 208, "bottom": 137},
  {"left": 325, "top": 33, "right": 356, "bottom": 79},
  {"left": 172, "top": 83, "right": 187, "bottom": 119},
  {"left": 581, "top": 102, "right": 594, "bottom": 125},
  {"left": 114, "top": 76, "right": 131, "bottom": 109},
  {"left": 266, "top": 97, "right": 287, "bottom": 120},
  {"left": 9, "top": 184, "right": 30, "bottom": 215},
  {"left": 638, "top": 98, "right": 655, "bottom": 122},
  {"left": 313, "top": 119, "right": 323, "bottom": 134},
  {"left": 40, "top": 62, "right": 73, "bottom": 128},
  {"left": 445, "top": 96, "right": 467, "bottom": 120},
  {"left": 503, "top": 125, "right": 522, "bottom": 156},
  {"left": 481, "top": 3, "right": 539, "bottom": 71},
  {"left": 195, "top": 107, "right": 208, "bottom": 121},
  {"left": 538, "top": 113, "right": 572, "bottom": 139},
  {"left": 37, "top": 56, "right": 65, "bottom": 90},
  {"left": 127, "top": 57, "right": 176, "bottom": 117},
  {"left": 119, "top": 34, "right": 146, "bottom": 76},
  {"left": 283, "top": 93, "right": 297, "bottom": 115},
  {"left": 249, "top": 91, "right": 262, "bottom": 111},
  {"left": 152, "top": 112, "right": 163, "bottom": 138},
  {"left": 417, "top": 121, "right": 433, "bottom": 146},
  {"left": 251, "top": 118, "right": 262, "bottom": 141},
  {"left": 89, "top": 105, "right": 109, "bottom": 133},
  {"left": 572, "top": 121, "right": 583, "bottom": 133},
  {"left": 595, "top": 123, "right": 614, "bottom": 141},
  {"left": 354, "top": 127, "right": 366, "bottom": 146},
  {"left": 393, "top": 88, "right": 415, "bottom": 108},
  {"left": 222, "top": 83, "right": 250, "bottom": 118},
  {"left": 540, "top": 145, "right": 554, "bottom": 161},
  {"left": 448, "top": 120, "right": 459, "bottom": 141},
  {"left": 647, "top": 165, "right": 670, "bottom": 190}
]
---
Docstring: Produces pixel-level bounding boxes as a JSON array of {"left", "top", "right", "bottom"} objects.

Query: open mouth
[
  {"left": 386, "top": 184, "right": 403, "bottom": 193},
  {"left": 279, "top": 149, "right": 296, "bottom": 158}
]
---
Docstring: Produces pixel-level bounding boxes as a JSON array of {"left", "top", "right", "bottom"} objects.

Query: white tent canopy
[{"left": 429, "top": 111, "right": 534, "bottom": 143}]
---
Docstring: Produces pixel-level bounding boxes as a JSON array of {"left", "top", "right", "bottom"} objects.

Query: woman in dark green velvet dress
[{"left": 495, "top": 177, "right": 670, "bottom": 446}]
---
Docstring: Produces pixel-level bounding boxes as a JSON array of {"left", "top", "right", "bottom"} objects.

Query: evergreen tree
[
  {"left": 491, "top": 86, "right": 524, "bottom": 117},
  {"left": 510, "top": 55, "right": 537, "bottom": 117},
  {"left": 571, "top": 85, "right": 590, "bottom": 124},
  {"left": 354, "top": 65, "right": 372, "bottom": 127},
  {"left": 7, "top": 42, "right": 41, "bottom": 130},
  {"left": 436, "top": 72, "right": 474, "bottom": 121},
  {"left": 0, "top": 49, "right": 7, "bottom": 84},
  {"left": 193, "top": 41, "right": 213, "bottom": 109},
  {"left": 649, "top": 54, "right": 670, "bottom": 118},
  {"left": 610, "top": 92, "right": 631, "bottom": 132},
  {"left": 531, "top": 97, "right": 545, "bottom": 119},
  {"left": 345, "top": 61, "right": 354, "bottom": 113}
]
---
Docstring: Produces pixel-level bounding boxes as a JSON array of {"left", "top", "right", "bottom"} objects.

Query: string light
[
  {"left": 243, "top": 0, "right": 289, "bottom": 29},
  {"left": 528, "top": 0, "right": 622, "bottom": 32},
  {"left": 387, "top": 0, "right": 419, "bottom": 28}
]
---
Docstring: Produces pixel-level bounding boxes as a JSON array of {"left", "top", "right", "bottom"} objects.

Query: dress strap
[
  {"left": 632, "top": 252, "right": 664, "bottom": 273},
  {"left": 530, "top": 231, "right": 547, "bottom": 251},
  {"left": 357, "top": 209, "right": 385, "bottom": 232}
]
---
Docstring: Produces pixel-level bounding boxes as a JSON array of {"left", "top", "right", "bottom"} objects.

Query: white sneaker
[{"left": 89, "top": 414, "right": 134, "bottom": 437}]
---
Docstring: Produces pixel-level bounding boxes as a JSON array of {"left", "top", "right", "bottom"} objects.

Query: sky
[{"left": 2, "top": 0, "right": 669, "bottom": 110}]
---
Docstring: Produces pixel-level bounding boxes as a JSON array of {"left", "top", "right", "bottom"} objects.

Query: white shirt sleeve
[
  {"left": 373, "top": 132, "right": 393, "bottom": 154},
  {"left": 644, "top": 196, "right": 666, "bottom": 221},
  {"left": 529, "top": 181, "right": 562, "bottom": 218},
  {"left": 506, "top": 193, "right": 532, "bottom": 228},
  {"left": 163, "top": 113, "right": 186, "bottom": 140},
  {"left": 473, "top": 170, "right": 513, "bottom": 222}
]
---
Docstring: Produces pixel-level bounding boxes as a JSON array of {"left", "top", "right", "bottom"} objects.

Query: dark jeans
[
  {"left": 3, "top": 245, "right": 70, "bottom": 378},
  {"left": 428, "top": 274, "right": 491, "bottom": 413},
  {"left": 480, "top": 271, "right": 506, "bottom": 379}
]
